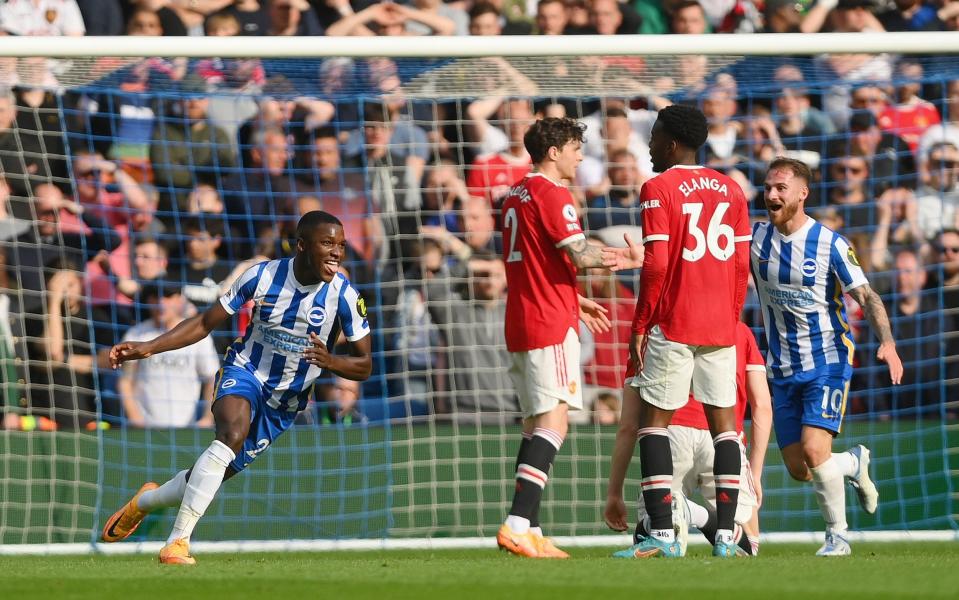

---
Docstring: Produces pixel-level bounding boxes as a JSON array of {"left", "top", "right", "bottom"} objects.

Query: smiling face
[
  {"left": 298, "top": 222, "right": 346, "bottom": 283},
  {"left": 764, "top": 167, "right": 808, "bottom": 230}
]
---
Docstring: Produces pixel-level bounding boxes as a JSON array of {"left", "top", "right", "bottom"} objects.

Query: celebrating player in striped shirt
[
  {"left": 101, "top": 211, "right": 372, "bottom": 565},
  {"left": 753, "top": 158, "right": 903, "bottom": 556}
]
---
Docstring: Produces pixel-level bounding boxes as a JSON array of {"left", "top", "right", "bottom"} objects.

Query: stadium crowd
[{"left": 0, "top": 0, "right": 956, "bottom": 430}]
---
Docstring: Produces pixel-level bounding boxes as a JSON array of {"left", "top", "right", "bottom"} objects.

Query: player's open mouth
[{"left": 766, "top": 202, "right": 783, "bottom": 214}]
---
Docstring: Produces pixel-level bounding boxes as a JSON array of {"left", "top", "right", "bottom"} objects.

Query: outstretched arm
[
  {"left": 563, "top": 237, "right": 606, "bottom": 269},
  {"left": 110, "top": 303, "right": 230, "bottom": 368},
  {"left": 847, "top": 283, "right": 904, "bottom": 385}
]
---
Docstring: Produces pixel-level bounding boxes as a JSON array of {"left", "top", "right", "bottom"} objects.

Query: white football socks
[
  {"left": 505, "top": 515, "right": 530, "bottom": 534},
  {"left": 831, "top": 451, "right": 859, "bottom": 478},
  {"left": 168, "top": 440, "right": 235, "bottom": 544},
  {"left": 811, "top": 457, "right": 848, "bottom": 534},
  {"left": 138, "top": 470, "right": 188, "bottom": 512}
]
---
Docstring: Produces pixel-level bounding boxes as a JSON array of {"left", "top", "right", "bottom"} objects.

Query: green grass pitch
[{"left": 1, "top": 543, "right": 957, "bottom": 600}]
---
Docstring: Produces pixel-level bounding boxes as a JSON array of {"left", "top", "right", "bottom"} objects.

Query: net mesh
[{"left": 0, "top": 50, "right": 956, "bottom": 545}]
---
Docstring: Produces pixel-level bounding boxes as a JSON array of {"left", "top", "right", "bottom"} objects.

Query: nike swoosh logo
[{"left": 105, "top": 514, "right": 122, "bottom": 539}]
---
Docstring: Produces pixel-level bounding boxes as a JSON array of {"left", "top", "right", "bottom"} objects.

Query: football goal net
[{"left": 0, "top": 32, "right": 956, "bottom": 554}]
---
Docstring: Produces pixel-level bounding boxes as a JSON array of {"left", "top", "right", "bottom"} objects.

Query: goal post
[{"left": 0, "top": 32, "right": 956, "bottom": 554}]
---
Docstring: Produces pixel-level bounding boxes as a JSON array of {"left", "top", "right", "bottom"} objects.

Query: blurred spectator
[
  {"left": 77, "top": 0, "right": 123, "bottom": 35},
  {"left": 425, "top": 253, "right": 516, "bottom": 420},
  {"left": 226, "top": 0, "right": 269, "bottom": 35},
  {"left": 869, "top": 187, "right": 924, "bottom": 271},
  {"left": 915, "top": 142, "right": 959, "bottom": 240},
  {"left": 534, "top": 0, "right": 568, "bottom": 34},
  {"left": 773, "top": 65, "right": 836, "bottom": 163},
  {"left": 0, "top": 88, "right": 49, "bottom": 199},
  {"left": 702, "top": 83, "right": 743, "bottom": 168},
  {"left": 585, "top": 148, "right": 644, "bottom": 234},
  {"left": 872, "top": 248, "right": 943, "bottom": 415},
  {"left": 928, "top": 228, "right": 959, "bottom": 307},
  {"left": 2, "top": 183, "right": 119, "bottom": 313},
  {"left": 421, "top": 194, "right": 500, "bottom": 269},
  {"left": 828, "top": 110, "right": 917, "bottom": 196},
  {"left": 579, "top": 104, "right": 655, "bottom": 198},
  {"left": 877, "top": 61, "right": 940, "bottom": 154},
  {"left": 465, "top": 97, "right": 533, "bottom": 204},
  {"left": 877, "top": 0, "right": 944, "bottom": 31},
  {"left": 918, "top": 78, "right": 959, "bottom": 180},
  {"left": 296, "top": 125, "right": 379, "bottom": 262},
  {"left": 238, "top": 96, "right": 333, "bottom": 167},
  {"left": 827, "top": 153, "right": 875, "bottom": 247},
  {"left": 465, "top": 76, "right": 536, "bottom": 159},
  {"left": 422, "top": 160, "right": 471, "bottom": 231},
  {"left": 345, "top": 101, "right": 426, "bottom": 273},
  {"left": 21, "top": 260, "right": 101, "bottom": 429},
  {"left": 469, "top": 1, "right": 504, "bottom": 35},
  {"left": 408, "top": 0, "right": 468, "bottom": 35},
  {"left": 582, "top": 0, "right": 638, "bottom": 34},
  {"left": 118, "top": 284, "right": 217, "bottom": 428},
  {"left": 326, "top": 1, "right": 455, "bottom": 35},
  {"left": 151, "top": 76, "right": 237, "bottom": 211},
  {"left": 670, "top": 0, "right": 709, "bottom": 33},
  {"left": 268, "top": 0, "right": 324, "bottom": 35},
  {"left": 125, "top": 6, "right": 165, "bottom": 35},
  {"left": 0, "top": 0, "right": 85, "bottom": 35},
  {"left": 390, "top": 251, "right": 446, "bottom": 416},
  {"left": 70, "top": 151, "right": 151, "bottom": 231},
  {"left": 195, "top": 13, "right": 266, "bottom": 92},
  {"left": 177, "top": 216, "right": 231, "bottom": 311},
  {"left": 222, "top": 126, "right": 297, "bottom": 255}
]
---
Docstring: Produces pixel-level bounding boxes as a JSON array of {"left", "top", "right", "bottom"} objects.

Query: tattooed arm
[
  {"left": 848, "top": 283, "right": 904, "bottom": 385},
  {"left": 563, "top": 237, "right": 606, "bottom": 269}
]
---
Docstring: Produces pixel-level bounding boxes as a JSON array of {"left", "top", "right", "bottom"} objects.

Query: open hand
[
  {"left": 578, "top": 295, "right": 611, "bottom": 334},
  {"left": 602, "top": 233, "right": 644, "bottom": 271}
]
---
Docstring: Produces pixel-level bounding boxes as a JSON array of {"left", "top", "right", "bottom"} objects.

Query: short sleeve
[
  {"left": 743, "top": 327, "right": 766, "bottom": 373},
  {"left": 218, "top": 262, "right": 267, "bottom": 315},
  {"left": 539, "top": 184, "right": 585, "bottom": 248},
  {"left": 829, "top": 235, "right": 869, "bottom": 293},
  {"left": 639, "top": 180, "right": 670, "bottom": 244},
  {"left": 732, "top": 186, "right": 752, "bottom": 243},
  {"left": 337, "top": 282, "right": 372, "bottom": 342}
]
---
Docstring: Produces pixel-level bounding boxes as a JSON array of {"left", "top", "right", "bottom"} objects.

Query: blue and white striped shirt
[
  {"left": 751, "top": 218, "right": 868, "bottom": 379},
  {"left": 218, "top": 258, "right": 370, "bottom": 410}
]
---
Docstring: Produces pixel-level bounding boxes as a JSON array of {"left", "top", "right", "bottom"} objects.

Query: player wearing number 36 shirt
[
  {"left": 495, "top": 118, "right": 612, "bottom": 559},
  {"left": 603, "top": 105, "right": 751, "bottom": 559}
]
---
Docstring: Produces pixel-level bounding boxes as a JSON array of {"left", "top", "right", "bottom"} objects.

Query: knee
[
  {"left": 801, "top": 441, "right": 830, "bottom": 469},
  {"left": 786, "top": 462, "right": 811, "bottom": 482},
  {"left": 216, "top": 426, "right": 247, "bottom": 455}
]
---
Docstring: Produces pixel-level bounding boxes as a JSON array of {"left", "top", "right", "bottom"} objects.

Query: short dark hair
[
  {"left": 655, "top": 104, "right": 708, "bottom": 151},
  {"left": 311, "top": 124, "right": 338, "bottom": 142},
  {"left": 524, "top": 117, "right": 586, "bottom": 164},
  {"left": 469, "top": 1, "right": 499, "bottom": 20},
  {"left": 181, "top": 214, "right": 224, "bottom": 238},
  {"left": 363, "top": 101, "right": 390, "bottom": 125},
  {"left": 296, "top": 210, "right": 343, "bottom": 241},
  {"left": 768, "top": 156, "right": 812, "bottom": 184}
]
